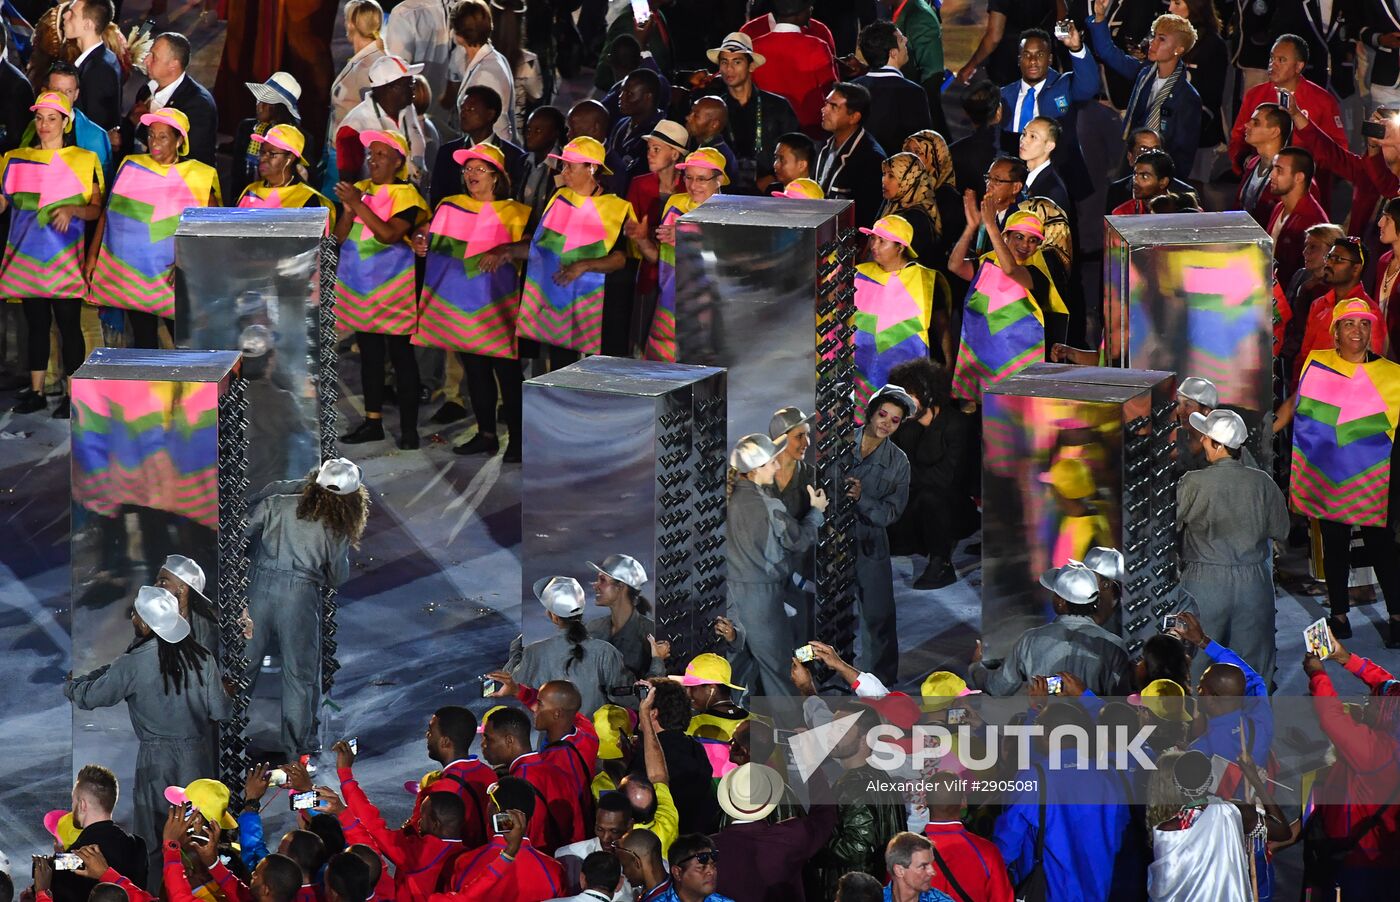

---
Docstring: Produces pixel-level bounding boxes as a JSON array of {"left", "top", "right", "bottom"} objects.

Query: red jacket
[
  {"left": 741, "top": 13, "right": 836, "bottom": 56},
  {"left": 518, "top": 685, "right": 600, "bottom": 823},
  {"left": 1294, "top": 285, "right": 1386, "bottom": 384},
  {"left": 429, "top": 836, "right": 565, "bottom": 902},
  {"left": 1375, "top": 250, "right": 1400, "bottom": 362},
  {"left": 408, "top": 757, "right": 497, "bottom": 848},
  {"left": 1230, "top": 79, "right": 1346, "bottom": 172},
  {"left": 751, "top": 29, "right": 838, "bottom": 138},
  {"left": 626, "top": 171, "right": 664, "bottom": 294},
  {"left": 1267, "top": 192, "right": 1329, "bottom": 288},
  {"left": 1308, "top": 656, "right": 1400, "bottom": 870},
  {"left": 338, "top": 770, "right": 469, "bottom": 902},
  {"left": 924, "top": 822, "right": 1015, "bottom": 902},
  {"left": 90, "top": 867, "right": 154, "bottom": 902},
  {"left": 1111, "top": 199, "right": 1148, "bottom": 215},
  {"left": 509, "top": 752, "right": 588, "bottom": 852},
  {"left": 1294, "top": 121, "right": 1400, "bottom": 245}
]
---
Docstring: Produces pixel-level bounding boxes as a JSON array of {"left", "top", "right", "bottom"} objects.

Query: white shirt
[
  {"left": 73, "top": 41, "right": 102, "bottom": 70},
  {"left": 455, "top": 42, "right": 517, "bottom": 145},
  {"left": 330, "top": 43, "right": 387, "bottom": 132},
  {"left": 340, "top": 96, "right": 428, "bottom": 187},
  {"left": 384, "top": 0, "right": 459, "bottom": 138},
  {"left": 554, "top": 838, "right": 652, "bottom": 902},
  {"left": 147, "top": 72, "right": 187, "bottom": 112},
  {"left": 771, "top": 22, "right": 802, "bottom": 34},
  {"left": 1012, "top": 47, "right": 1088, "bottom": 131},
  {"left": 1025, "top": 159, "right": 1052, "bottom": 190}
]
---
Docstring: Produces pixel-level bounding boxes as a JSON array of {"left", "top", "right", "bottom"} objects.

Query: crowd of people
[{"left": 5, "top": 0, "right": 1400, "bottom": 900}]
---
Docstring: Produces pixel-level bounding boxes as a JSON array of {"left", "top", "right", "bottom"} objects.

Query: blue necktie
[{"left": 1019, "top": 85, "right": 1037, "bottom": 131}]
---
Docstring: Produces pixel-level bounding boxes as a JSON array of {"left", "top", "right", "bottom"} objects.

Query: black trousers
[
  {"left": 23, "top": 297, "right": 84, "bottom": 376},
  {"left": 1318, "top": 519, "right": 1400, "bottom": 619},
  {"left": 463, "top": 353, "right": 521, "bottom": 437},
  {"left": 357, "top": 331, "right": 419, "bottom": 431},
  {"left": 128, "top": 311, "right": 174, "bottom": 350}
]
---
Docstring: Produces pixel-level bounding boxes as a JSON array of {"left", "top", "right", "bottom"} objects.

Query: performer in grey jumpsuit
[
  {"left": 768, "top": 406, "right": 818, "bottom": 635},
  {"left": 244, "top": 458, "right": 367, "bottom": 757},
  {"left": 65, "top": 585, "right": 229, "bottom": 861},
  {"left": 848, "top": 385, "right": 914, "bottom": 685},
  {"left": 1177, "top": 410, "right": 1289, "bottom": 686},
  {"left": 726, "top": 432, "right": 828, "bottom": 697}
]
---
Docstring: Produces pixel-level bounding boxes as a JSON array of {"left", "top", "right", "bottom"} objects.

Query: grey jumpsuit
[
  {"left": 65, "top": 638, "right": 228, "bottom": 861},
  {"left": 1177, "top": 456, "right": 1289, "bottom": 686},
  {"left": 243, "top": 479, "right": 352, "bottom": 755},
  {"left": 726, "top": 478, "right": 824, "bottom": 697},
  {"left": 848, "top": 431, "right": 910, "bottom": 685},
  {"left": 506, "top": 632, "right": 633, "bottom": 715}
]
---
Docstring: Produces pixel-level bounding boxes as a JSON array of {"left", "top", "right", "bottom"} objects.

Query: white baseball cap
[
  {"left": 317, "top": 458, "right": 363, "bottom": 495},
  {"left": 587, "top": 554, "right": 648, "bottom": 590},
  {"left": 533, "top": 576, "right": 586, "bottom": 618},
  {"left": 1082, "top": 547, "right": 1124, "bottom": 583},
  {"left": 1177, "top": 376, "right": 1219, "bottom": 408},
  {"left": 161, "top": 554, "right": 209, "bottom": 601},
  {"left": 135, "top": 585, "right": 191, "bottom": 643},
  {"left": 1038, "top": 562, "right": 1099, "bottom": 607},
  {"left": 367, "top": 55, "right": 423, "bottom": 89},
  {"left": 1189, "top": 409, "right": 1247, "bottom": 450},
  {"left": 729, "top": 433, "right": 786, "bottom": 473},
  {"left": 768, "top": 406, "right": 814, "bottom": 440}
]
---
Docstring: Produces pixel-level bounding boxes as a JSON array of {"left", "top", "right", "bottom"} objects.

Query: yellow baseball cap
[
  {"left": 164, "top": 778, "right": 238, "bottom": 829},
  {"left": 772, "top": 178, "right": 824, "bottom": 199},
  {"left": 1136, "top": 679, "right": 1194, "bottom": 722},
  {"left": 678, "top": 652, "right": 746, "bottom": 691},
  {"left": 1331, "top": 297, "right": 1378, "bottom": 328},
  {"left": 920, "top": 671, "right": 978, "bottom": 711},
  {"left": 30, "top": 91, "right": 74, "bottom": 132},
  {"left": 593, "top": 704, "right": 636, "bottom": 760},
  {"left": 1039, "top": 457, "right": 1096, "bottom": 500},
  {"left": 548, "top": 136, "right": 613, "bottom": 175},
  {"left": 859, "top": 214, "right": 917, "bottom": 258},
  {"left": 252, "top": 123, "right": 307, "bottom": 163},
  {"left": 675, "top": 147, "right": 730, "bottom": 186},
  {"left": 139, "top": 107, "right": 191, "bottom": 156},
  {"left": 44, "top": 810, "right": 82, "bottom": 848}
]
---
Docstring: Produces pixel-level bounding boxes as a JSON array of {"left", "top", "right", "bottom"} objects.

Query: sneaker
[
  {"left": 430, "top": 401, "right": 468, "bottom": 424},
  {"left": 340, "top": 419, "right": 385, "bottom": 444},
  {"left": 454, "top": 433, "right": 500, "bottom": 456},
  {"left": 51, "top": 395, "right": 70, "bottom": 419},
  {"left": 11, "top": 390, "right": 46, "bottom": 414},
  {"left": 913, "top": 560, "right": 957, "bottom": 590},
  {"left": 398, "top": 430, "right": 420, "bottom": 450},
  {"left": 503, "top": 438, "right": 521, "bottom": 463}
]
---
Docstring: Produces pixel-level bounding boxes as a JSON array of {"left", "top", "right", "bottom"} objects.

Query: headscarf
[
  {"left": 1016, "top": 196, "right": 1073, "bottom": 269},
  {"left": 902, "top": 129, "right": 954, "bottom": 192},
  {"left": 878, "top": 151, "right": 940, "bottom": 238}
]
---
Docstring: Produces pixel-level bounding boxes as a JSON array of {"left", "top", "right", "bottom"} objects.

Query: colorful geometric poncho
[
  {"left": 412, "top": 194, "right": 531, "bottom": 358},
  {"left": 643, "top": 192, "right": 697, "bottom": 362},
  {"left": 87, "top": 155, "right": 219, "bottom": 318},
  {"left": 1291, "top": 349, "right": 1400, "bottom": 527},
  {"left": 0, "top": 146, "right": 103, "bottom": 299},
  {"left": 951, "top": 261, "right": 1047, "bottom": 402},
  {"left": 334, "top": 180, "right": 428, "bottom": 335},
  {"left": 517, "top": 187, "right": 635, "bottom": 354},
  {"left": 237, "top": 179, "right": 338, "bottom": 233},
  {"left": 71, "top": 378, "right": 220, "bottom": 529},
  {"left": 853, "top": 260, "right": 936, "bottom": 414}
]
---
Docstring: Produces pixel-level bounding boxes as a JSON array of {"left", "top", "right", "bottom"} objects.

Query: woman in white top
[
  {"left": 330, "top": 1, "right": 388, "bottom": 131},
  {"left": 448, "top": 0, "right": 517, "bottom": 145}
]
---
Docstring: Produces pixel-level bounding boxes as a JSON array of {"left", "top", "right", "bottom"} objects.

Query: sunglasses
[{"left": 677, "top": 850, "right": 719, "bottom": 868}]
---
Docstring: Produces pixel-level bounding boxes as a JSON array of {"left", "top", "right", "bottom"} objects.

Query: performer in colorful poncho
[
  {"left": 85, "top": 108, "right": 220, "bottom": 350},
  {"left": 852, "top": 214, "right": 951, "bottom": 414},
  {"left": 1276, "top": 298, "right": 1400, "bottom": 647},
  {"left": 946, "top": 200, "right": 1067, "bottom": 402},
  {"left": 1, "top": 91, "right": 104, "bottom": 419},
  {"left": 235, "top": 124, "right": 336, "bottom": 228},
  {"left": 514, "top": 136, "right": 635, "bottom": 367},
  {"left": 332, "top": 129, "right": 430, "bottom": 449},
  {"left": 627, "top": 147, "right": 728, "bottom": 363},
  {"left": 410, "top": 142, "right": 531, "bottom": 463}
]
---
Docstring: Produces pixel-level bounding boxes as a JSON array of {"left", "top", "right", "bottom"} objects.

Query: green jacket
[{"left": 897, "top": 0, "right": 945, "bottom": 86}]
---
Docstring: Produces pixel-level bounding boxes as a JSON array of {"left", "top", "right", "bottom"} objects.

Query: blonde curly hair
[{"left": 1152, "top": 14, "right": 1198, "bottom": 54}]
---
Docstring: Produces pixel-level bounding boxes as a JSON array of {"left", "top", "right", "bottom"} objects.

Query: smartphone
[
  {"left": 773, "top": 728, "right": 796, "bottom": 746},
  {"left": 1045, "top": 676, "right": 1064, "bottom": 695},
  {"left": 946, "top": 707, "right": 967, "bottom": 726},
  {"left": 348, "top": 738, "right": 359, "bottom": 755},
  {"left": 1053, "top": 20, "right": 1071, "bottom": 41},
  {"left": 1363, "top": 120, "right": 1388, "bottom": 140},
  {"left": 1162, "top": 614, "right": 1181, "bottom": 633},
  {"left": 491, "top": 812, "right": 514, "bottom": 834},
  {"left": 481, "top": 679, "right": 498, "bottom": 698},
  {"left": 795, "top": 644, "right": 815, "bottom": 663},
  {"left": 1277, "top": 89, "right": 1291, "bottom": 109},
  {"left": 637, "top": 682, "right": 651, "bottom": 700},
  {"left": 631, "top": 0, "right": 651, "bottom": 26},
  {"left": 290, "top": 790, "right": 318, "bottom": 811},
  {"left": 52, "top": 853, "right": 83, "bottom": 872}
]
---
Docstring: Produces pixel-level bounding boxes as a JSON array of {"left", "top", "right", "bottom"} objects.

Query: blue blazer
[
  {"left": 997, "top": 52, "right": 1101, "bottom": 133},
  {"left": 1087, "top": 17, "right": 1201, "bottom": 177}
]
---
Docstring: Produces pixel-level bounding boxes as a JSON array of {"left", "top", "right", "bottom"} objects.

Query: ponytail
[
  {"left": 629, "top": 587, "right": 652, "bottom": 616},
  {"left": 347, "top": 0, "right": 386, "bottom": 52},
  {"left": 725, "top": 465, "right": 739, "bottom": 499},
  {"left": 562, "top": 615, "right": 588, "bottom": 666}
]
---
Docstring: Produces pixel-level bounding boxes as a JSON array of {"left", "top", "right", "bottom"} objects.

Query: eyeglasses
[
  {"left": 683, "top": 172, "right": 720, "bottom": 183},
  {"left": 462, "top": 165, "right": 496, "bottom": 176},
  {"left": 676, "top": 851, "right": 719, "bottom": 868},
  {"left": 985, "top": 175, "right": 1018, "bottom": 185},
  {"left": 1325, "top": 251, "right": 1362, "bottom": 265}
]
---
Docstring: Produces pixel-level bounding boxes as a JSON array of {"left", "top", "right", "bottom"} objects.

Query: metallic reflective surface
[
  {"left": 983, "top": 367, "right": 1176, "bottom": 657},
  {"left": 69, "top": 348, "right": 241, "bottom": 802},
  {"left": 1104, "top": 212, "right": 1274, "bottom": 468},
  {"left": 522, "top": 357, "right": 726, "bottom": 658},
  {"left": 673, "top": 196, "right": 861, "bottom": 652},
  {"left": 174, "top": 208, "right": 332, "bottom": 495}
]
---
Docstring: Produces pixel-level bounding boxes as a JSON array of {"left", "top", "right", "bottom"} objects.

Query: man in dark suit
[
  {"left": 1018, "top": 116, "right": 1070, "bottom": 211},
  {"left": 950, "top": 81, "right": 1002, "bottom": 196},
  {"left": 851, "top": 20, "right": 930, "bottom": 161},
  {"left": 125, "top": 33, "right": 218, "bottom": 166},
  {"left": 814, "top": 82, "right": 886, "bottom": 228},
  {"left": 430, "top": 85, "right": 526, "bottom": 208},
  {"left": 998, "top": 24, "right": 1099, "bottom": 204},
  {"left": 1104, "top": 127, "right": 1195, "bottom": 213},
  {"left": 0, "top": 45, "right": 34, "bottom": 154},
  {"left": 65, "top": 0, "right": 123, "bottom": 134}
]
